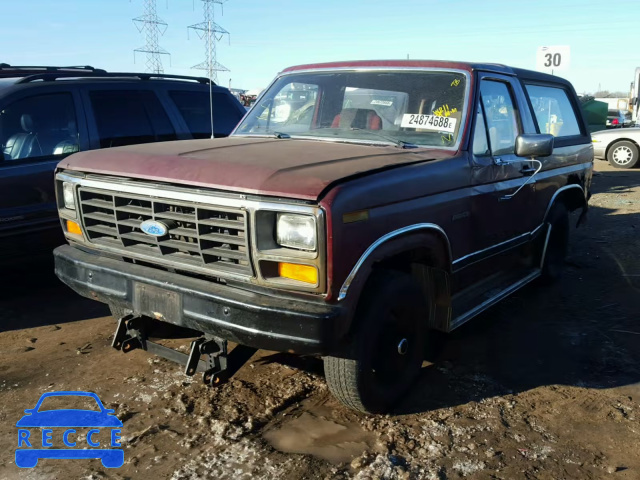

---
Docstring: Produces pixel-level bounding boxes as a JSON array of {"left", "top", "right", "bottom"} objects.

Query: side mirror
[
  {"left": 500, "top": 134, "right": 551, "bottom": 202},
  {"left": 515, "top": 134, "right": 554, "bottom": 158}
]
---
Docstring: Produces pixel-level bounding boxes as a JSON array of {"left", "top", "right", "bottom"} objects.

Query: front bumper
[
  {"left": 592, "top": 143, "right": 606, "bottom": 160},
  {"left": 54, "top": 245, "right": 346, "bottom": 355}
]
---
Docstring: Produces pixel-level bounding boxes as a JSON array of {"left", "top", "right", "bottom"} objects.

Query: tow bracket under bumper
[{"left": 111, "top": 315, "right": 257, "bottom": 385}]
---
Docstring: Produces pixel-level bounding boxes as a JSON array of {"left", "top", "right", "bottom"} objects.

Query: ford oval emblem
[{"left": 140, "top": 220, "right": 169, "bottom": 237}]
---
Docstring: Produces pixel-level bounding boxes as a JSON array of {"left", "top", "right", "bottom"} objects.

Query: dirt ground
[{"left": 1, "top": 160, "right": 639, "bottom": 480}]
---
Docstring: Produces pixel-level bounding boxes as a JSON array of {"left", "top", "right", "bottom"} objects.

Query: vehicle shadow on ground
[
  {"left": 0, "top": 254, "right": 109, "bottom": 333},
  {"left": 257, "top": 352, "right": 325, "bottom": 376},
  {"left": 395, "top": 169, "right": 640, "bottom": 414}
]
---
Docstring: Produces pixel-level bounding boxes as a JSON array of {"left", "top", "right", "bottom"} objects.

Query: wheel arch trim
[
  {"left": 543, "top": 183, "right": 586, "bottom": 222},
  {"left": 337, "top": 223, "right": 452, "bottom": 301}
]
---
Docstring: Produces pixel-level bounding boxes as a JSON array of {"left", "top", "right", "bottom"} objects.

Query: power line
[
  {"left": 188, "top": 0, "right": 230, "bottom": 83},
  {"left": 133, "top": 0, "right": 170, "bottom": 74}
]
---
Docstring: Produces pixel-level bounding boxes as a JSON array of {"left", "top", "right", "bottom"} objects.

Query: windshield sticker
[
  {"left": 370, "top": 100, "right": 393, "bottom": 106},
  {"left": 433, "top": 104, "right": 458, "bottom": 117},
  {"left": 451, "top": 78, "right": 461, "bottom": 87},
  {"left": 401, "top": 114, "right": 457, "bottom": 133}
]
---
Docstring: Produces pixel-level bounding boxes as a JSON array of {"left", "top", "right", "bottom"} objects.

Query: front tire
[
  {"left": 324, "top": 271, "right": 428, "bottom": 413},
  {"left": 607, "top": 140, "right": 639, "bottom": 169}
]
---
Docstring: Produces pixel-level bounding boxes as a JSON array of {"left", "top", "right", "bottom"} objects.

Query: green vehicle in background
[{"left": 580, "top": 95, "right": 608, "bottom": 133}]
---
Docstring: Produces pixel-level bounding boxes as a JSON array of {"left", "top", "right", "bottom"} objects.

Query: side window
[
  {"left": 89, "top": 90, "right": 176, "bottom": 148},
  {"left": 169, "top": 91, "right": 243, "bottom": 138},
  {"left": 525, "top": 84, "right": 581, "bottom": 137},
  {"left": 479, "top": 80, "right": 520, "bottom": 156},
  {"left": 213, "top": 92, "right": 243, "bottom": 136},
  {"left": 472, "top": 104, "right": 490, "bottom": 156},
  {"left": 1, "top": 93, "right": 78, "bottom": 162}
]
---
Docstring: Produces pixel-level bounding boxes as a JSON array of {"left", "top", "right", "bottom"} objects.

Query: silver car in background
[{"left": 591, "top": 127, "right": 640, "bottom": 169}]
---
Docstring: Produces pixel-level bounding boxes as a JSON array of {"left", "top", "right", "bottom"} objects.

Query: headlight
[
  {"left": 276, "top": 213, "right": 316, "bottom": 251},
  {"left": 62, "top": 182, "right": 76, "bottom": 210}
]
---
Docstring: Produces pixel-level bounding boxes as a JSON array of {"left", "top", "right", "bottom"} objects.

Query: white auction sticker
[{"left": 401, "top": 114, "right": 457, "bottom": 133}]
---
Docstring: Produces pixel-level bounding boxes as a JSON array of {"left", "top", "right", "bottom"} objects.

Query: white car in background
[{"left": 592, "top": 127, "right": 640, "bottom": 169}]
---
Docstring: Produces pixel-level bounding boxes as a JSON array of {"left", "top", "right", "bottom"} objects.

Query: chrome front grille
[{"left": 78, "top": 187, "right": 251, "bottom": 277}]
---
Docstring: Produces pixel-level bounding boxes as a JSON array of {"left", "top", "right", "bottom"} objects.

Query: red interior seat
[{"left": 331, "top": 108, "right": 382, "bottom": 130}]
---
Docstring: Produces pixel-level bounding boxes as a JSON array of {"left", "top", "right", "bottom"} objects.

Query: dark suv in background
[{"left": 0, "top": 64, "right": 245, "bottom": 265}]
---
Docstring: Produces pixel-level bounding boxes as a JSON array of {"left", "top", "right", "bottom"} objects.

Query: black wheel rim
[{"left": 370, "top": 309, "right": 418, "bottom": 387}]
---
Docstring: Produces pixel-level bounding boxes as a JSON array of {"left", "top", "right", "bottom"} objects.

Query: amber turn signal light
[
  {"left": 66, "top": 219, "right": 82, "bottom": 235},
  {"left": 278, "top": 262, "right": 318, "bottom": 284}
]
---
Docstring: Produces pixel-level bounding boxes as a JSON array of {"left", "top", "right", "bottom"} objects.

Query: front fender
[{"left": 337, "top": 224, "right": 452, "bottom": 310}]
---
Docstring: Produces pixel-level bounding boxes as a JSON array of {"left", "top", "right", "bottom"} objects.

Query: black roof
[
  {"left": 282, "top": 60, "right": 574, "bottom": 89},
  {"left": 462, "top": 62, "right": 573, "bottom": 87},
  {"left": 0, "top": 64, "right": 214, "bottom": 85},
  {"left": 509, "top": 67, "right": 573, "bottom": 87}
]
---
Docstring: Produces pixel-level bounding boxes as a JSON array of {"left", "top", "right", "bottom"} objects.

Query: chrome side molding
[
  {"left": 338, "top": 183, "right": 586, "bottom": 302},
  {"left": 453, "top": 183, "right": 586, "bottom": 271},
  {"left": 450, "top": 269, "right": 541, "bottom": 331},
  {"left": 543, "top": 183, "right": 585, "bottom": 222}
]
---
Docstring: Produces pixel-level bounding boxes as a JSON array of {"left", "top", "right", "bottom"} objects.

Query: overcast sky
[{"left": 1, "top": 0, "right": 637, "bottom": 93}]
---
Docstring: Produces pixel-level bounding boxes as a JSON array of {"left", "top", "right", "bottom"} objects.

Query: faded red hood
[{"left": 59, "top": 137, "right": 453, "bottom": 201}]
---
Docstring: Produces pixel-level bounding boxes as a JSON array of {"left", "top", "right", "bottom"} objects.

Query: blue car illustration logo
[{"left": 16, "top": 391, "right": 123, "bottom": 468}]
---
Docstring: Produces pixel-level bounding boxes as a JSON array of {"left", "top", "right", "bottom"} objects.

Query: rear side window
[
  {"left": 169, "top": 91, "right": 242, "bottom": 138},
  {"left": 1, "top": 93, "right": 79, "bottom": 163},
  {"left": 525, "top": 85, "right": 581, "bottom": 138},
  {"left": 89, "top": 90, "right": 176, "bottom": 148}
]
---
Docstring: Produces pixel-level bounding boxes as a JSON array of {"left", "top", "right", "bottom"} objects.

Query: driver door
[{"left": 469, "top": 74, "right": 538, "bottom": 255}]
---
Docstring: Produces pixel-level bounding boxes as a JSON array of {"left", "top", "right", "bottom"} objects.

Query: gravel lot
[{"left": 1, "top": 160, "right": 639, "bottom": 479}]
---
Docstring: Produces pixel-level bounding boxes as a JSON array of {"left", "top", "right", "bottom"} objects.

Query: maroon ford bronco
[{"left": 54, "top": 61, "right": 593, "bottom": 413}]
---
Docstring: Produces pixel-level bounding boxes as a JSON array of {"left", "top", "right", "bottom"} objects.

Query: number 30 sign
[{"left": 536, "top": 46, "right": 570, "bottom": 73}]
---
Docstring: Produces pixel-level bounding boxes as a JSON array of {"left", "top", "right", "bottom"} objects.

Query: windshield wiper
[
  {"left": 273, "top": 131, "right": 291, "bottom": 139},
  {"left": 396, "top": 140, "right": 420, "bottom": 149},
  {"left": 349, "top": 129, "right": 419, "bottom": 149}
]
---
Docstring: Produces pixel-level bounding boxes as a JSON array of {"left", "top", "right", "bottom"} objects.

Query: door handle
[{"left": 500, "top": 159, "right": 543, "bottom": 201}]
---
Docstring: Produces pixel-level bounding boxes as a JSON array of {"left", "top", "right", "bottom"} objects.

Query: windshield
[{"left": 233, "top": 70, "right": 468, "bottom": 148}]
